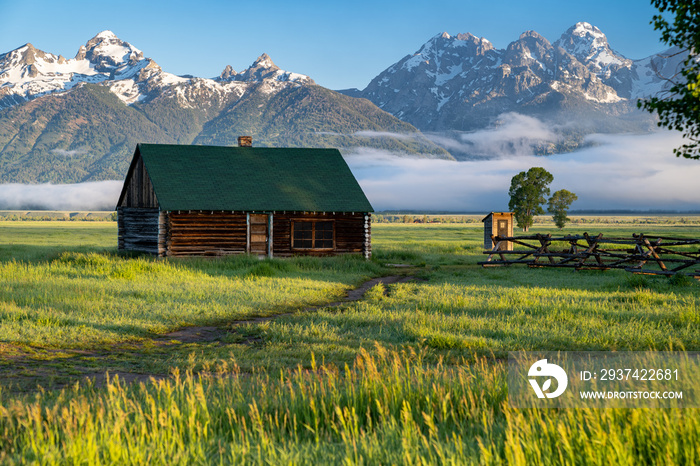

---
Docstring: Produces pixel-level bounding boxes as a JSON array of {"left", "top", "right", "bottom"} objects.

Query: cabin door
[{"left": 249, "top": 214, "right": 270, "bottom": 256}]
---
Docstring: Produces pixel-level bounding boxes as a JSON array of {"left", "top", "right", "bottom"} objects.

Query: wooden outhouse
[
  {"left": 116, "top": 143, "right": 373, "bottom": 258},
  {"left": 482, "top": 212, "right": 514, "bottom": 250}
]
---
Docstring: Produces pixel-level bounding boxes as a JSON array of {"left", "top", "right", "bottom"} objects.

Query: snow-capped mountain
[
  {"left": 0, "top": 31, "right": 315, "bottom": 109},
  {"left": 0, "top": 31, "right": 150, "bottom": 107},
  {"left": 553, "top": 22, "right": 679, "bottom": 100},
  {"left": 349, "top": 22, "right": 681, "bottom": 132}
]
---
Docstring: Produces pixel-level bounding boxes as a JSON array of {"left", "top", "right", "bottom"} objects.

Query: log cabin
[{"left": 116, "top": 141, "right": 373, "bottom": 258}]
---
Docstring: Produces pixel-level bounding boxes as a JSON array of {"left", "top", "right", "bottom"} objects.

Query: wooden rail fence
[{"left": 479, "top": 233, "right": 700, "bottom": 277}]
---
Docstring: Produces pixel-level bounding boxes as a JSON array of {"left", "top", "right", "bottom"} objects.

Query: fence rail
[{"left": 479, "top": 233, "right": 700, "bottom": 277}]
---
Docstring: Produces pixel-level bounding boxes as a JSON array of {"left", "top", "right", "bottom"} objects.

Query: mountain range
[
  {"left": 0, "top": 31, "right": 446, "bottom": 183},
  {"left": 0, "top": 23, "right": 679, "bottom": 183},
  {"left": 344, "top": 23, "right": 678, "bottom": 133}
]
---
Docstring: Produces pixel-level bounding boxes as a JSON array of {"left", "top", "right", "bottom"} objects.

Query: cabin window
[{"left": 292, "top": 220, "right": 334, "bottom": 249}]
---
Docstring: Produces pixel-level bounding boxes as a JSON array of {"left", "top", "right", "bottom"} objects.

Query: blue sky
[{"left": 1, "top": 0, "right": 665, "bottom": 90}]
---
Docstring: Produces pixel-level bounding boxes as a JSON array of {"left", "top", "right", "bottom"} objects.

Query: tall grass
[
  {"left": 0, "top": 348, "right": 697, "bottom": 464},
  {"left": 0, "top": 348, "right": 501, "bottom": 464}
]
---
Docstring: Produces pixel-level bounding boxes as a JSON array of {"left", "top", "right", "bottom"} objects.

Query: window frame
[{"left": 291, "top": 219, "right": 336, "bottom": 251}]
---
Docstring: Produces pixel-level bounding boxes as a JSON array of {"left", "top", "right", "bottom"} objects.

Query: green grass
[
  {"left": 0, "top": 220, "right": 699, "bottom": 464},
  {"left": 0, "top": 251, "right": 382, "bottom": 348},
  {"left": 2, "top": 349, "right": 700, "bottom": 464}
]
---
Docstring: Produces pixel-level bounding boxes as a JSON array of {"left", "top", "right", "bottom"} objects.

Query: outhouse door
[{"left": 497, "top": 219, "right": 509, "bottom": 251}]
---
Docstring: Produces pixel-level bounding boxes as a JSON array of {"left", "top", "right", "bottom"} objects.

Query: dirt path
[
  {"left": 3, "top": 274, "right": 419, "bottom": 390},
  {"left": 155, "top": 275, "right": 417, "bottom": 344}
]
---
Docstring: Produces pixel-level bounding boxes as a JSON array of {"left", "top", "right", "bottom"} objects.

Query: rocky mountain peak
[
  {"left": 80, "top": 30, "right": 144, "bottom": 72},
  {"left": 455, "top": 33, "right": 495, "bottom": 54},
  {"left": 414, "top": 31, "right": 496, "bottom": 63},
  {"left": 0, "top": 43, "right": 62, "bottom": 82},
  {"left": 93, "top": 30, "right": 119, "bottom": 41},
  {"left": 555, "top": 22, "right": 631, "bottom": 79},
  {"left": 74, "top": 45, "right": 87, "bottom": 61},
  {"left": 21, "top": 43, "right": 38, "bottom": 61},
  {"left": 233, "top": 54, "right": 278, "bottom": 81},
  {"left": 569, "top": 22, "right": 607, "bottom": 44},
  {"left": 556, "top": 22, "right": 610, "bottom": 57},
  {"left": 234, "top": 53, "right": 308, "bottom": 83},
  {"left": 251, "top": 53, "right": 277, "bottom": 70},
  {"left": 218, "top": 64, "right": 236, "bottom": 80},
  {"left": 2, "top": 43, "right": 44, "bottom": 67},
  {"left": 506, "top": 30, "right": 554, "bottom": 68},
  {"left": 518, "top": 30, "right": 548, "bottom": 42}
]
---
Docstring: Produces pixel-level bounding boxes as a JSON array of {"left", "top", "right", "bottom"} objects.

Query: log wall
[
  {"left": 165, "top": 211, "right": 247, "bottom": 257},
  {"left": 117, "top": 207, "right": 163, "bottom": 255},
  {"left": 119, "top": 209, "right": 372, "bottom": 258},
  {"left": 483, "top": 216, "right": 493, "bottom": 250}
]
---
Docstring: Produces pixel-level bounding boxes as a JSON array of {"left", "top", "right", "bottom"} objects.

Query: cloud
[
  {"left": 426, "top": 112, "right": 559, "bottom": 157},
  {"left": 50, "top": 149, "right": 88, "bottom": 157},
  {"left": 352, "top": 130, "right": 421, "bottom": 140},
  {"left": 313, "top": 130, "right": 424, "bottom": 141},
  {"left": 344, "top": 130, "right": 700, "bottom": 212},
  {"left": 0, "top": 181, "right": 122, "bottom": 210}
]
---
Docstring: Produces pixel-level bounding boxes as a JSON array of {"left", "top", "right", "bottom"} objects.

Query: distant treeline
[
  {"left": 0, "top": 211, "right": 117, "bottom": 221},
  {"left": 373, "top": 214, "right": 700, "bottom": 225},
  {"left": 373, "top": 214, "right": 482, "bottom": 224},
  {"left": 534, "top": 216, "right": 700, "bottom": 225}
]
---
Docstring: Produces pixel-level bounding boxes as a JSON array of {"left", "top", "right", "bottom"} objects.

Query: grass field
[{"left": 0, "top": 219, "right": 699, "bottom": 464}]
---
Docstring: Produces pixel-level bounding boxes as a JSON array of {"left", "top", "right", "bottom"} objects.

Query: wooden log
[
  {"left": 626, "top": 268, "right": 700, "bottom": 277},
  {"left": 641, "top": 236, "right": 667, "bottom": 271}
]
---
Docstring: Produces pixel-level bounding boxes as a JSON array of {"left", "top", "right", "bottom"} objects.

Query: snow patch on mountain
[
  {"left": 629, "top": 46, "right": 683, "bottom": 99},
  {"left": 108, "top": 79, "right": 143, "bottom": 104}
]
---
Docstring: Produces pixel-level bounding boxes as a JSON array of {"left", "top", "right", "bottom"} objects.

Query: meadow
[{"left": 0, "top": 218, "right": 699, "bottom": 464}]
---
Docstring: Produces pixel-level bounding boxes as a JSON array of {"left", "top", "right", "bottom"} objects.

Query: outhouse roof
[{"left": 481, "top": 212, "right": 514, "bottom": 222}]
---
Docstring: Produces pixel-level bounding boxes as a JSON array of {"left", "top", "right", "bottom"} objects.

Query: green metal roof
[{"left": 131, "top": 143, "right": 373, "bottom": 212}]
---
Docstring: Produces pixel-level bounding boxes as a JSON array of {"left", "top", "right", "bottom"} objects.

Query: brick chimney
[{"left": 238, "top": 136, "right": 253, "bottom": 147}]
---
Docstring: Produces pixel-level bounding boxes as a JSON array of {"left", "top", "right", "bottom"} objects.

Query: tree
[
  {"left": 547, "top": 189, "right": 578, "bottom": 230},
  {"left": 638, "top": 0, "right": 700, "bottom": 159},
  {"left": 508, "top": 167, "right": 553, "bottom": 232}
]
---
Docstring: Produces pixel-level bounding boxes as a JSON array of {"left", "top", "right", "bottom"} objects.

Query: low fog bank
[
  {"left": 424, "top": 112, "right": 659, "bottom": 160},
  {"left": 344, "top": 130, "right": 700, "bottom": 212},
  {"left": 0, "top": 181, "right": 122, "bottom": 211},
  {"left": 426, "top": 113, "right": 559, "bottom": 158},
  {"left": 0, "top": 127, "right": 697, "bottom": 213}
]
